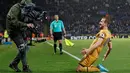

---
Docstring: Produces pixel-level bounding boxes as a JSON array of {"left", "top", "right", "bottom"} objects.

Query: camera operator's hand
[{"left": 27, "top": 23, "right": 34, "bottom": 28}]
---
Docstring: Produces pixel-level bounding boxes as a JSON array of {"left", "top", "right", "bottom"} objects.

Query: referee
[{"left": 50, "top": 15, "right": 66, "bottom": 55}]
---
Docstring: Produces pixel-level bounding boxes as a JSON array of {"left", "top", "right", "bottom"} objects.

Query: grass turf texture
[{"left": 0, "top": 39, "right": 130, "bottom": 73}]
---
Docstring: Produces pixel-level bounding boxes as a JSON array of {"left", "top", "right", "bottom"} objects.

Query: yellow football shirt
[{"left": 90, "top": 29, "right": 111, "bottom": 58}]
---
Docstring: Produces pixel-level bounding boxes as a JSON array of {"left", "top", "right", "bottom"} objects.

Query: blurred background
[{"left": 0, "top": 0, "right": 130, "bottom": 36}]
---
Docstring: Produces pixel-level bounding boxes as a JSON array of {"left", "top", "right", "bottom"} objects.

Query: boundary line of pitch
[{"left": 46, "top": 41, "right": 81, "bottom": 61}]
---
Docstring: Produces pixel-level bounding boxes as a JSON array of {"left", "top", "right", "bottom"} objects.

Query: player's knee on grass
[
  {"left": 76, "top": 65, "right": 100, "bottom": 72},
  {"left": 76, "top": 65, "right": 88, "bottom": 72},
  {"left": 88, "top": 66, "right": 100, "bottom": 72}
]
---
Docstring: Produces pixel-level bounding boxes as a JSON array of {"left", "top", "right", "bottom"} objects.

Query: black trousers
[{"left": 10, "top": 32, "right": 29, "bottom": 65}]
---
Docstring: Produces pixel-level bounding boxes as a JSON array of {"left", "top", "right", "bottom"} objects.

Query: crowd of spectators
[
  {"left": 40, "top": 0, "right": 130, "bottom": 35},
  {"left": 0, "top": 0, "right": 130, "bottom": 36}
]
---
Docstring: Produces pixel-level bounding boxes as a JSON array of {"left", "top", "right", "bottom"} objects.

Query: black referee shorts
[{"left": 53, "top": 32, "right": 62, "bottom": 42}]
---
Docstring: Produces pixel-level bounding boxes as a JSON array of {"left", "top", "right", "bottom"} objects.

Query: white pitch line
[{"left": 46, "top": 41, "right": 81, "bottom": 61}]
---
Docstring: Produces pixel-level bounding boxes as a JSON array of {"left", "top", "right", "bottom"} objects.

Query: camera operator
[{"left": 6, "top": 0, "right": 34, "bottom": 72}]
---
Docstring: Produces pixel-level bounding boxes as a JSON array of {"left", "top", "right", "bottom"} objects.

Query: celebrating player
[{"left": 76, "top": 15, "right": 112, "bottom": 72}]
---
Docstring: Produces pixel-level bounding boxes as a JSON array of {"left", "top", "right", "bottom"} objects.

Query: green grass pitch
[{"left": 0, "top": 39, "right": 130, "bottom": 73}]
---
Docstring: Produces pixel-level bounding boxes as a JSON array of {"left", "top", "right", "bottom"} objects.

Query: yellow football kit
[{"left": 79, "top": 29, "right": 111, "bottom": 72}]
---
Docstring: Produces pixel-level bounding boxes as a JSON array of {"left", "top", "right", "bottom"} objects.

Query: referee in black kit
[{"left": 50, "top": 15, "right": 66, "bottom": 55}]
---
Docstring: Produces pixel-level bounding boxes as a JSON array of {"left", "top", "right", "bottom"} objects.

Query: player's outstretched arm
[
  {"left": 80, "top": 38, "right": 103, "bottom": 61},
  {"left": 81, "top": 38, "right": 103, "bottom": 58},
  {"left": 102, "top": 41, "right": 112, "bottom": 61},
  {"left": 87, "top": 38, "right": 104, "bottom": 54}
]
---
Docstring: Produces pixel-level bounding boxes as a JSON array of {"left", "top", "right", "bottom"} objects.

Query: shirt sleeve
[
  {"left": 50, "top": 21, "right": 53, "bottom": 30},
  {"left": 61, "top": 21, "right": 64, "bottom": 29}
]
